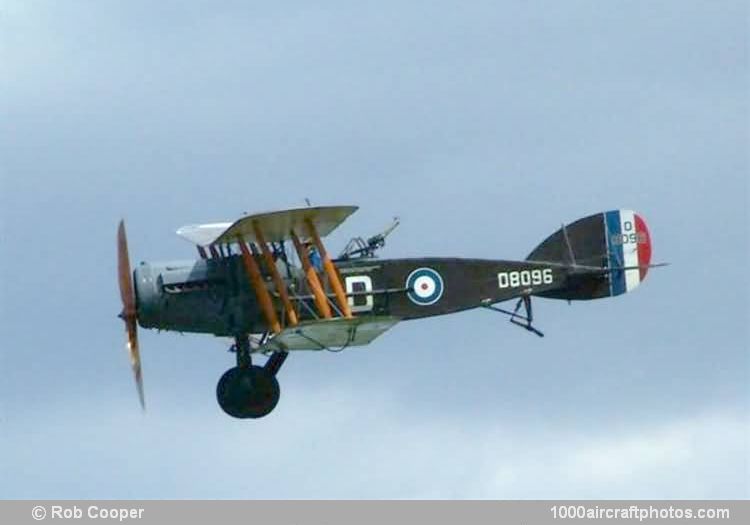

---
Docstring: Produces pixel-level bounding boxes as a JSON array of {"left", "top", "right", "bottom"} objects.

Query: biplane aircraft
[{"left": 117, "top": 206, "right": 664, "bottom": 418}]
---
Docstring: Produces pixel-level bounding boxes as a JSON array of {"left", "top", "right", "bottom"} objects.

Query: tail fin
[{"left": 527, "top": 210, "right": 655, "bottom": 300}]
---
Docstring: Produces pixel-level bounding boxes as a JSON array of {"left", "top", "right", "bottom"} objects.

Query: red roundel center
[{"left": 421, "top": 283, "right": 429, "bottom": 290}]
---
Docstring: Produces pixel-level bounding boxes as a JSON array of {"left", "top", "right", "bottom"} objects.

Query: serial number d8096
[{"left": 498, "top": 268, "right": 553, "bottom": 289}]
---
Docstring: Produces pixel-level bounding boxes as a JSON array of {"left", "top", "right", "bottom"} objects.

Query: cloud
[
  {"left": 2, "top": 385, "right": 747, "bottom": 499},
  {"left": 568, "top": 424, "right": 692, "bottom": 484},
  {"left": 482, "top": 411, "right": 749, "bottom": 499}
]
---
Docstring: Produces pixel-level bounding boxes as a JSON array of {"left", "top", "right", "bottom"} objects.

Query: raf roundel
[{"left": 406, "top": 267, "right": 445, "bottom": 306}]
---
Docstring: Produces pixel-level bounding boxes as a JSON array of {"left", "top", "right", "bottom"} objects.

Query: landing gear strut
[{"left": 216, "top": 335, "right": 287, "bottom": 419}]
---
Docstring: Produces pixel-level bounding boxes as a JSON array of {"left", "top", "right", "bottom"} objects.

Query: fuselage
[{"left": 133, "top": 255, "right": 569, "bottom": 337}]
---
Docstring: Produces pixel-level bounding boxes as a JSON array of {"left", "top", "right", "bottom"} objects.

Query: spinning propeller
[{"left": 117, "top": 220, "right": 146, "bottom": 410}]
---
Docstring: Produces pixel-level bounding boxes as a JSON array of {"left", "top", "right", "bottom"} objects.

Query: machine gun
[{"left": 338, "top": 217, "right": 400, "bottom": 260}]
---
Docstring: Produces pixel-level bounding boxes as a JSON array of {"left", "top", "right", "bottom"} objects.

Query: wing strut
[
  {"left": 290, "top": 230, "right": 332, "bottom": 319},
  {"left": 252, "top": 221, "right": 299, "bottom": 326},
  {"left": 305, "top": 218, "right": 352, "bottom": 318},
  {"left": 238, "top": 239, "right": 282, "bottom": 334}
]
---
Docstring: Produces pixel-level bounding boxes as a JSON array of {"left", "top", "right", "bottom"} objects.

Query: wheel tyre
[{"left": 216, "top": 366, "right": 280, "bottom": 419}]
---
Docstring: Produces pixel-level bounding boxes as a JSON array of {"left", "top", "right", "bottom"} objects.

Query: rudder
[{"left": 603, "top": 209, "right": 652, "bottom": 296}]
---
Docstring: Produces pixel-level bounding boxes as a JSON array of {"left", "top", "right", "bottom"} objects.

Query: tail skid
[{"left": 482, "top": 296, "right": 545, "bottom": 338}]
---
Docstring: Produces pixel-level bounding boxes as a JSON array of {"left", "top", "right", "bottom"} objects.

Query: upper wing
[
  {"left": 259, "top": 315, "right": 400, "bottom": 352},
  {"left": 174, "top": 222, "right": 233, "bottom": 246},
  {"left": 176, "top": 205, "right": 358, "bottom": 246}
]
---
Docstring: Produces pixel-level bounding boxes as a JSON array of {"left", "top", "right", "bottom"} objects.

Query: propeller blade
[
  {"left": 126, "top": 318, "right": 146, "bottom": 410},
  {"left": 117, "top": 220, "right": 146, "bottom": 411},
  {"left": 117, "top": 221, "right": 135, "bottom": 317}
]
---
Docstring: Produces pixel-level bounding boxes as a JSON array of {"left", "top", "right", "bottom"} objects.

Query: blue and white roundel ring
[{"left": 406, "top": 267, "right": 444, "bottom": 306}]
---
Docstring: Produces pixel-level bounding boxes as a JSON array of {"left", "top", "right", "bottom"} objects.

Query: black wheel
[{"left": 216, "top": 366, "right": 280, "bottom": 419}]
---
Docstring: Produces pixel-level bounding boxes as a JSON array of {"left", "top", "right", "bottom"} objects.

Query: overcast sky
[{"left": 1, "top": 0, "right": 747, "bottom": 499}]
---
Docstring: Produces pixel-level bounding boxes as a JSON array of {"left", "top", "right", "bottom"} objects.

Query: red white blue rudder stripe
[{"left": 604, "top": 210, "right": 652, "bottom": 296}]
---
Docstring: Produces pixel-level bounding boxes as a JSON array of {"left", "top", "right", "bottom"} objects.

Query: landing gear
[
  {"left": 216, "top": 334, "right": 287, "bottom": 419},
  {"left": 216, "top": 366, "right": 280, "bottom": 419}
]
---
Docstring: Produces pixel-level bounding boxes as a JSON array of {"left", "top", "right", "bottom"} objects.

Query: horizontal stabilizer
[
  {"left": 526, "top": 260, "right": 669, "bottom": 273},
  {"left": 581, "top": 262, "right": 669, "bottom": 273}
]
